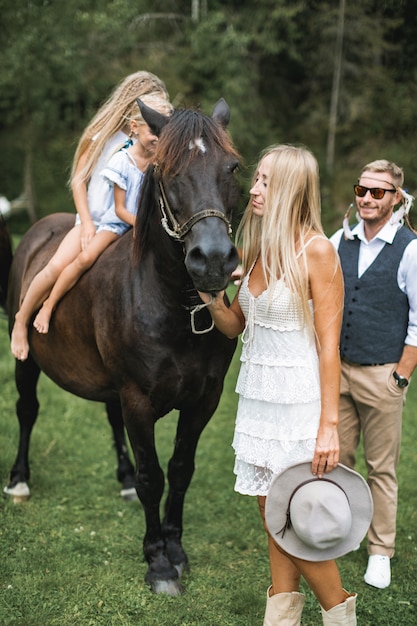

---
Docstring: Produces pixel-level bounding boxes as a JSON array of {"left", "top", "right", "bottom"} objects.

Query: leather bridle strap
[{"left": 158, "top": 180, "right": 232, "bottom": 241}]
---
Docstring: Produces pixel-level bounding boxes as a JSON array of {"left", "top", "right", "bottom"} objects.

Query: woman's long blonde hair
[
  {"left": 237, "top": 144, "right": 324, "bottom": 330},
  {"left": 70, "top": 71, "right": 169, "bottom": 185}
]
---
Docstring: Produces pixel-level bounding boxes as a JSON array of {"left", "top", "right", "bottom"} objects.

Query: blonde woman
[
  {"left": 11, "top": 71, "right": 169, "bottom": 360},
  {"left": 199, "top": 145, "right": 356, "bottom": 625}
]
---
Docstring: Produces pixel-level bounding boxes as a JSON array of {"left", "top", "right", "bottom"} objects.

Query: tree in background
[{"left": 1, "top": 0, "right": 416, "bottom": 231}]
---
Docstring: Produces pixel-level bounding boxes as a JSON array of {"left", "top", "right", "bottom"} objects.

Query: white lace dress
[{"left": 232, "top": 274, "right": 320, "bottom": 496}]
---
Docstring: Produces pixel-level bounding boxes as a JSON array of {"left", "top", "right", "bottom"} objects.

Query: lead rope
[{"left": 190, "top": 296, "right": 214, "bottom": 334}]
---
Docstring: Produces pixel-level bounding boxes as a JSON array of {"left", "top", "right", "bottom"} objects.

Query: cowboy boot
[
  {"left": 320, "top": 590, "right": 357, "bottom": 626},
  {"left": 263, "top": 586, "right": 305, "bottom": 626}
]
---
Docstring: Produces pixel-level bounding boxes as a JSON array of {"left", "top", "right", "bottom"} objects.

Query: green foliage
[{"left": 179, "top": 2, "right": 305, "bottom": 164}]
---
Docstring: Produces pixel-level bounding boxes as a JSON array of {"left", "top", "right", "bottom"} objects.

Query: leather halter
[
  {"left": 154, "top": 169, "right": 233, "bottom": 335},
  {"left": 158, "top": 179, "right": 232, "bottom": 241}
]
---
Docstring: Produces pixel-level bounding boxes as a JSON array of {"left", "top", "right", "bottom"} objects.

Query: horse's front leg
[
  {"left": 162, "top": 401, "right": 217, "bottom": 577},
  {"left": 121, "top": 391, "right": 182, "bottom": 596}
]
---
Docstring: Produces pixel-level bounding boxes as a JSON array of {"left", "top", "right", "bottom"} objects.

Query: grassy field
[{"left": 1, "top": 301, "right": 417, "bottom": 625}]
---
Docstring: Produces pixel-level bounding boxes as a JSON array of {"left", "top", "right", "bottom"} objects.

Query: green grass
[{"left": 1, "top": 303, "right": 417, "bottom": 625}]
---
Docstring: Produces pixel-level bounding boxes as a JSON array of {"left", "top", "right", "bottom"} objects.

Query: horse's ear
[
  {"left": 137, "top": 98, "right": 170, "bottom": 137},
  {"left": 211, "top": 98, "right": 230, "bottom": 128}
]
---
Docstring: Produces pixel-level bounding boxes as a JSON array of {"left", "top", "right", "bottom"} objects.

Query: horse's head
[{"left": 136, "top": 98, "right": 240, "bottom": 293}]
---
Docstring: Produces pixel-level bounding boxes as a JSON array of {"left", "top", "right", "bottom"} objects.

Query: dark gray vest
[{"left": 338, "top": 226, "right": 415, "bottom": 364}]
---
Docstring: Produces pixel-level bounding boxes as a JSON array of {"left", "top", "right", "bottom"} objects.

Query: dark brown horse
[{"left": 0, "top": 99, "right": 240, "bottom": 595}]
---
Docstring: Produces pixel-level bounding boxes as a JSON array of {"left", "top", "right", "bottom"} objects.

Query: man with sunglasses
[{"left": 330, "top": 159, "right": 417, "bottom": 589}]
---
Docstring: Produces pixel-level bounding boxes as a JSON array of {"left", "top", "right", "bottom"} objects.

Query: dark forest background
[{"left": 1, "top": 0, "right": 416, "bottom": 234}]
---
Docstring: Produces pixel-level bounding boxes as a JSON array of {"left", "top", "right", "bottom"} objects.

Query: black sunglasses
[{"left": 353, "top": 184, "right": 396, "bottom": 200}]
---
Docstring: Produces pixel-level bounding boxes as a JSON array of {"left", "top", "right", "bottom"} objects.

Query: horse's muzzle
[{"left": 185, "top": 239, "right": 239, "bottom": 293}]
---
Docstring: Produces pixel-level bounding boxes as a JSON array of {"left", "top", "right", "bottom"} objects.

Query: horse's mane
[
  {"left": 154, "top": 108, "right": 239, "bottom": 177},
  {"left": 133, "top": 107, "right": 239, "bottom": 263},
  {"left": 133, "top": 166, "right": 158, "bottom": 264}
]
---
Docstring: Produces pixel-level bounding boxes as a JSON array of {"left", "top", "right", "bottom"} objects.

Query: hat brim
[{"left": 265, "top": 462, "right": 373, "bottom": 562}]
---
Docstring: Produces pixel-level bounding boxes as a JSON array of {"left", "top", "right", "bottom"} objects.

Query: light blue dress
[
  {"left": 98, "top": 148, "right": 144, "bottom": 236},
  {"left": 74, "top": 130, "right": 127, "bottom": 227}
]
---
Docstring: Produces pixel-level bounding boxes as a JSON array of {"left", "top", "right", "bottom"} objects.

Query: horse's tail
[{"left": 0, "top": 214, "right": 13, "bottom": 311}]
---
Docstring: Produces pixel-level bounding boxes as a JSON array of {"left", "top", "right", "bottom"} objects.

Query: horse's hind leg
[
  {"left": 105, "top": 398, "right": 136, "bottom": 500},
  {"left": 4, "top": 356, "right": 41, "bottom": 501}
]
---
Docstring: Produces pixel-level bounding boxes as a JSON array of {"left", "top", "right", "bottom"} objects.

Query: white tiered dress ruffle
[{"left": 233, "top": 276, "right": 320, "bottom": 496}]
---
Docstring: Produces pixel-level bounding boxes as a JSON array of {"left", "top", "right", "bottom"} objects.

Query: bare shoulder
[
  {"left": 305, "top": 235, "right": 338, "bottom": 263},
  {"left": 306, "top": 235, "right": 342, "bottom": 293}
]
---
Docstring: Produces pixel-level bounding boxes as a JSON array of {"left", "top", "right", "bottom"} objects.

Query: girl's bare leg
[
  {"left": 33, "top": 230, "right": 118, "bottom": 334},
  {"left": 10, "top": 226, "right": 83, "bottom": 360},
  {"left": 258, "top": 496, "right": 345, "bottom": 611}
]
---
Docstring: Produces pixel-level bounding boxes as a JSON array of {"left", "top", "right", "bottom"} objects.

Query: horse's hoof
[
  {"left": 119, "top": 486, "right": 138, "bottom": 501},
  {"left": 150, "top": 579, "right": 184, "bottom": 596},
  {"left": 3, "top": 481, "right": 30, "bottom": 502},
  {"left": 145, "top": 557, "right": 184, "bottom": 595}
]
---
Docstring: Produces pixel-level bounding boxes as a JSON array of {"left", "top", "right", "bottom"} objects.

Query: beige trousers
[{"left": 339, "top": 361, "right": 407, "bottom": 557}]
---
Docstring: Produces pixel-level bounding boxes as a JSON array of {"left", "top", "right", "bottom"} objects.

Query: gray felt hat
[{"left": 265, "top": 462, "right": 373, "bottom": 562}]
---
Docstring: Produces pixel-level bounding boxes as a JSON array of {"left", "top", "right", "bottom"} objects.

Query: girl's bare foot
[
  {"left": 33, "top": 306, "right": 52, "bottom": 334},
  {"left": 10, "top": 318, "right": 29, "bottom": 361}
]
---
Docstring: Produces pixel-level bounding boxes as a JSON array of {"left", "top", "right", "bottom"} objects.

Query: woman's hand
[
  {"left": 197, "top": 290, "right": 245, "bottom": 339},
  {"left": 312, "top": 421, "right": 339, "bottom": 478},
  {"left": 198, "top": 290, "right": 225, "bottom": 305}
]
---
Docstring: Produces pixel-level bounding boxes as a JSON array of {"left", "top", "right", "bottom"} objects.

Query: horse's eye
[{"left": 228, "top": 160, "right": 239, "bottom": 174}]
